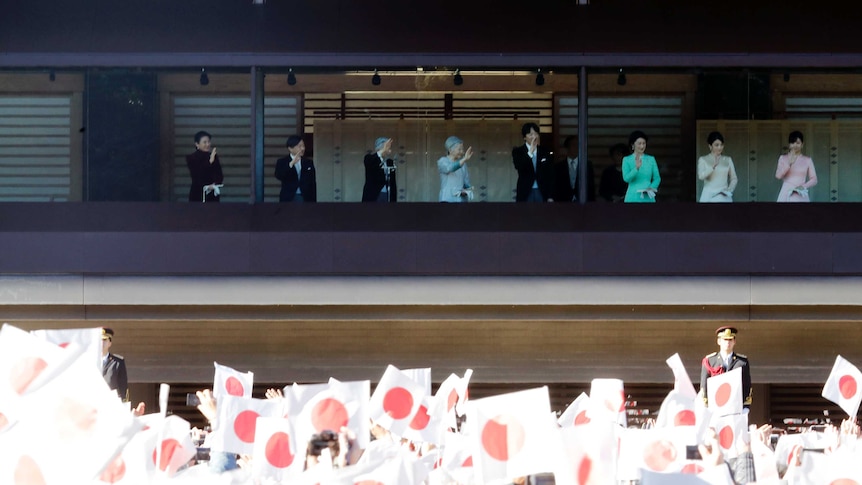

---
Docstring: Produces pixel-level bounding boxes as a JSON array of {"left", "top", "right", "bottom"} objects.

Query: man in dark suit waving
[
  {"left": 101, "top": 327, "right": 128, "bottom": 401},
  {"left": 361, "top": 137, "right": 398, "bottom": 202},
  {"left": 512, "top": 122, "right": 555, "bottom": 202},
  {"left": 275, "top": 135, "right": 317, "bottom": 202}
]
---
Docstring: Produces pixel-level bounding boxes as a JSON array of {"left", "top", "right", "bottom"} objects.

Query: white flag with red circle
[
  {"left": 153, "top": 414, "right": 197, "bottom": 477},
  {"left": 440, "top": 430, "right": 474, "bottom": 478},
  {"left": 822, "top": 355, "right": 862, "bottom": 417},
  {"left": 432, "top": 373, "right": 462, "bottom": 429},
  {"left": 465, "top": 386, "right": 564, "bottom": 484},
  {"left": 212, "top": 395, "right": 283, "bottom": 455},
  {"left": 555, "top": 422, "right": 619, "bottom": 485},
  {"left": 401, "top": 395, "right": 445, "bottom": 445},
  {"left": 368, "top": 365, "right": 426, "bottom": 436},
  {"left": 31, "top": 327, "right": 102, "bottom": 371},
  {"left": 656, "top": 389, "right": 698, "bottom": 429},
  {"left": 558, "top": 392, "right": 592, "bottom": 428},
  {"left": 95, "top": 421, "right": 159, "bottom": 484},
  {"left": 710, "top": 413, "right": 748, "bottom": 459},
  {"left": 617, "top": 427, "right": 692, "bottom": 480},
  {"left": 0, "top": 324, "right": 80, "bottom": 400},
  {"left": 454, "top": 368, "right": 473, "bottom": 415},
  {"left": 292, "top": 379, "right": 370, "bottom": 450},
  {"left": 0, "top": 348, "right": 140, "bottom": 485},
  {"left": 587, "top": 378, "right": 627, "bottom": 426},
  {"left": 707, "top": 367, "right": 742, "bottom": 417},
  {"left": 213, "top": 361, "right": 253, "bottom": 399},
  {"left": 251, "top": 416, "right": 302, "bottom": 482}
]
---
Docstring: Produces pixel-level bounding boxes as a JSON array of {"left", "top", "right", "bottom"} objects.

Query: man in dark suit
[
  {"left": 512, "top": 122, "right": 555, "bottom": 202},
  {"left": 361, "top": 137, "right": 398, "bottom": 202},
  {"left": 275, "top": 135, "right": 317, "bottom": 202},
  {"left": 554, "top": 135, "right": 596, "bottom": 203},
  {"left": 101, "top": 327, "right": 128, "bottom": 401},
  {"left": 699, "top": 326, "right": 752, "bottom": 409}
]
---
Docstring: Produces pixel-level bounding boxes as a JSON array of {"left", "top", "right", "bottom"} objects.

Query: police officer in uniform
[{"left": 699, "top": 326, "right": 752, "bottom": 408}]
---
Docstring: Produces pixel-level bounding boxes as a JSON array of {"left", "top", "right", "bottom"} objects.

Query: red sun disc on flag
[
  {"left": 99, "top": 455, "right": 126, "bottom": 483},
  {"left": 715, "top": 383, "right": 732, "bottom": 407},
  {"left": 10, "top": 356, "right": 48, "bottom": 395},
  {"left": 382, "top": 386, "right": 414, "bottom": 420},
  {"left": 674, "top": 410, "right": 696, "bottom": 426},
  {"left": 642, "top": 439, "right": 678, "bottom": 472},
  {"left": 58, "top": 342, "right": 70, "bottom": 349},
  {"left": 409, "top": 404, "right": 431, "bottom": 430},
  {"left": 447, "top": 389, "right": 458, "bottom": 412},
  {"left": 234, "top": 410, "right": 260, "bottom": 443},
  {"left": 354, "top": 481, "right": 384, "bottom": 485},
  {"left": 681, "top": 463, "right": 704, "bottom": 474},
  {"left": 152, "top": 439, "right": 182, "bottom": 471},
  {"left": 605, "top": 390, "right": 625, "bottom": 413},
  {"left": 481, "top": 414, "right": 526, "bottom": 462},
  {"left": 839, "top": 375, "right": 858, "bottom": 399},
  {"left": 718, "top": 425, "right": 735, "bottom": 450},
  {"left": 14, "top": 455, "right": 46, "bottom": 485},
  {"left": 0, "top": 412, "right": 8, "bottom": 430},
  {"left": 225, "top": 376, "right": 245, "bottom": 397},
  {"left": 55, "top": 397, "right": 98, "bottom": 442},
  {"left": 311, "top": 397, "right": 349, "bottom": 432},
  {"left": 829, "top": 480, "right": 860, "bottom": 485},
  {"left": 574, "top": 410, "right": 591, "bottom": 426},
  {"left": 462, "top": 456, "right": 473, "bottom": 467},
  {"left": 577, "top": 455, "right": 592, "bottom": 485},
  {"left": 265, "top": 431, "right": 295, "bottom": 468}
]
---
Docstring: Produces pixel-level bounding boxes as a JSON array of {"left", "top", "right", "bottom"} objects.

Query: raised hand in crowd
[
  {"left": 195, "top": 389, "right": 218, "bottom": 423},
  {"left": 265, "top": 387, "right": 284, "bottom": 399}
]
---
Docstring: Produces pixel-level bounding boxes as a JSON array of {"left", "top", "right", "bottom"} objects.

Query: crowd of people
[
  {"left": 3, "top": 322, "right": 861, "bottom": 484},
  {"left": 186, "top": 125, "right": 817, "bottom": 205}
]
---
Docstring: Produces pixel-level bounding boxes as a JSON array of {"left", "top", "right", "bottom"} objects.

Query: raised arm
[
  {"left": 775, "top": 155, "right": 790, "bottom": 180},
  {"left": 697, "top": 157, "right": 714, "bottom": 181},
  {"left": 621, "top": 156, "right": 637, "bottom": 183}
]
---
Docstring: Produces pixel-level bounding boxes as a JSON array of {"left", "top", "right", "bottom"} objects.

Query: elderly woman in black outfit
[{"left": 186, "top": 130, "right": 224, "bottom": 202}]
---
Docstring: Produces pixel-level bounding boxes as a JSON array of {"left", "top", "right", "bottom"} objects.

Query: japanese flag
[
  {"left": 823, "top": 447, "right": 862, "bottom": 484},
  {"left": 821, "top": 355, "right": 862, "bottom": 417},
  {"left": 656, "top": 389, "right": 698, "bottom": 429},
  {"left": 710, "top": 413, "right": 748, "bottom": 459},
  {"left": 293, "top": 379, "right": 370, "bottom": 449},
  {"left": 440, "top": 431, "right": 474, "bottom": 479},
  {"left": 251, "top": 416, "right": 302, "bottom": 483},
  {"left": 432, "top": 373, "right": 462, "bottom": 429},
  {"left": 587, "top": 378, "right": 627, "bottom": 426},
  {"left": 454, "top": 368, "right": 473, "bottom": 415},
  {"left": 555, "top": 421, "right": 619, "bottom": 485},
  {"left": 0, "top": 323, "right": 81, "bottom": 399},
  {"left": 213, "top": 361, "right": 253, "bottom": 399},
  {"left": 465, "top": 386, "right": 564, "bottom": 484},
  {"left": 401, "top": 395, "right": 445, "bottom": 445},
  {"left": 96, "top": 423, "right": 159, "bottom": 484},
  {"left": 707, "top": 367, "right": 742, "bottom": 417},
  {"left": 31, "top": 327, "right": 103, "bottom": 371},
  {"left": 666, "top": 353, "right": 697, "bottom": 398},
  {"left": 153, "top": 415, "right": 197, "bottom": 477},
  {"left": 558, "top": 392, "right": 592, "bottom": 428},
  {"left": 211, "top": 395, "right": 283, "bottom": 455},
  {"left": 368, "top": 365, "right": 425, "bottom": 435},
  {"left": 617, "top": 427, "right": 691, "bottom": 480},
  {"left": 0, "top": 350, "right": 140, "bottom": 485}
]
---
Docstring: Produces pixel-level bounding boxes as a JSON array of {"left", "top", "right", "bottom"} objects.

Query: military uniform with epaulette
[{"left": 699, "top": 326, "right": 752, "bottom": 408}]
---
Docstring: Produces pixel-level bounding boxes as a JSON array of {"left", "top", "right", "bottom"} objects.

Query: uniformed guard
[{"left": 699, "top": 326, "right": 752, "bottom": 408}]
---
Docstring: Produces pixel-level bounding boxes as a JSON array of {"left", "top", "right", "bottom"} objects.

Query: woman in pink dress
[{"left": 775, "top": 131, "right": 817, "bottom": 202}]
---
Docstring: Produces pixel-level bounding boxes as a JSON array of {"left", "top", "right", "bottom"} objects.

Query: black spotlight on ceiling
[
  {"left": 199, "top": 68, "right": 209, "bottom": 86},
  {"left": 453, "top": 69, "right": 463, "bottom": 86},
  {"left": 617, "top": 68, "right": 627, "bottom": 86},
  {"left": 535, "top": 69, "right": 545, "bottom": 86},
  {"left": 49, "top": 69, "right": 56, "bottom": 82},
  {"left": 783, "top": 72, "right": 791, "bottom": 82},
  {"left": 371, "top": 69, "right": 381, "bottom": 86},
  {"left": 287, "top": 69, "right": 297, "bottom": 86}
]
